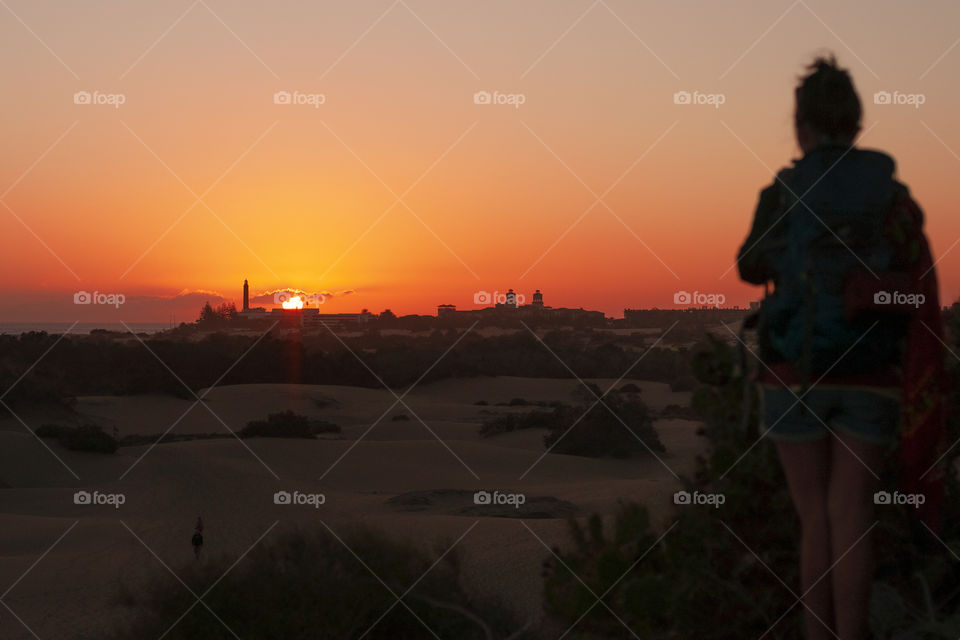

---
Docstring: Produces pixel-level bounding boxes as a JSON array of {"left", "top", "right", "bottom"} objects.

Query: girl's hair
[{"left": 794, "top": 54, "right": 861, "bottom": 139}]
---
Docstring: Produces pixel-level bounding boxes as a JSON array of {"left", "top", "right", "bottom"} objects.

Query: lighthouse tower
[{"left": 243, "top": 279, "right": 250, "bottom": 311}]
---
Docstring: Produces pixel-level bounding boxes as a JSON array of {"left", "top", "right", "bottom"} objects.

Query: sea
[{"left": 0, "top": 322, "right": 174, "bottom": 335}]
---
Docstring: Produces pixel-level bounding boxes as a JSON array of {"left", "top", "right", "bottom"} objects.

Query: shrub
[
  {"left": 109, "top": 526, "right": 536, "bottom": 640},
  {"left": 312, "top": 396, "right": 339, "bottom": 409},
  {"left": 36, "top": 423, "right": 118, "bottom": 454},
  {"left": 240, "top": 410, "right": 340, "bottom": 439},
  {"left": 543, "top": 385, "right": 664, "bottom": 458},
  {"left": 62, "top": 424, "right": 120, "bottom": 453},
  {"left": 479, "top": 386, "right": 665, "bottom": 459},
  {"left": 36, "top": 423, "right": 73, "bottom": 438}
]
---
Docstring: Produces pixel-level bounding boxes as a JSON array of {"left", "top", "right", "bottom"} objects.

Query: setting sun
[{"left": 281, "top": 295, "right": 304, "bottom": 310}]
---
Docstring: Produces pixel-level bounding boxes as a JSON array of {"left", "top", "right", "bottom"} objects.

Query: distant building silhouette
[
  {"left": 439, "top": 289, "right": 604, "bottom": 326},
  {"left": 234, "top": 279, "right": 372, "bottom": 330},
  {"left": 237, "top": 278, "right": 265, "bottom": 319}
]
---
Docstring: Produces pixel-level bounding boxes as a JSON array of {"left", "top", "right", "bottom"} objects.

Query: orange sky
[{"left": 2, "top": 1, "right": 959, "bottom": 321}]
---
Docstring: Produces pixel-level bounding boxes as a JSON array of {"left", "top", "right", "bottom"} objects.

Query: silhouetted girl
[{"left": 738, "top": 54, "right": 946, "bottom": 640}]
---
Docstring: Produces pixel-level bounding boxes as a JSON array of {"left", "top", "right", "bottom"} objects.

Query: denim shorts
[{"left": 760, "top": 384, "right": 901, "bottom": 445}]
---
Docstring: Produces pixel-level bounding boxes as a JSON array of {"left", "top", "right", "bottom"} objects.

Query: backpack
[{"left": 756, "top": 145, "right": 909, "bottom": 386}]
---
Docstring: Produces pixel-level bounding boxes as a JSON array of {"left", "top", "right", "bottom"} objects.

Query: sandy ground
[{"left": 0, "top": 377, "right": 705, "bottom": 639}]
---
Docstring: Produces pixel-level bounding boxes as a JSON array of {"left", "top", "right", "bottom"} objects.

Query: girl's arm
[{"left": 737, "top": 180, "right": 783, "bottom": 285}]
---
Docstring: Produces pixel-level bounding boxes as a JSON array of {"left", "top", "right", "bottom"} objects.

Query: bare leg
[
  {"left": 775, "top": 438, "right": 834, "bottom": 639},
  {"left": 827, "top": 433, "right": 885, "bottom": 640}
]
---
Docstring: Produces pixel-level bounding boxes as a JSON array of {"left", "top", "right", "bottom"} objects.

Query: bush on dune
[
  {"left": 543, "top": 385, "right": 664, "bottom": 459},
  {"left": 35, "top": 423, "right": 73, "bottom": 439},
  {"left": 479, "top": 386, "right": 664, "bottom": 459},
  {"left": 240, "top": 410, "right": 341, "bottom": 439},
  {"left": 109, "top": 526, "right": 536, "bottom": 640},
  {"left": 36, "top": 423, "right": 118, "bottom": 454}
]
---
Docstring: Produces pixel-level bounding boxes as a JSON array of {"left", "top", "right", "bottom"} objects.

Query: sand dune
[{"left": 0, "top": 377, "right": 704, "bottom": 639}]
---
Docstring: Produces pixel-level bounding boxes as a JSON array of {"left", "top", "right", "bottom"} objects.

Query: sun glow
[{"left": 281, "top": 295, "right": 303, "bottom": 309}]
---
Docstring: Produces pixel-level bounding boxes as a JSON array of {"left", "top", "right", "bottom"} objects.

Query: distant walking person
[
  {"left": 738, "top": 55, "right": 946, "bottom": 640},
  {"left": 192, "top": 516, "right": 204, "bottom": 559}
]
